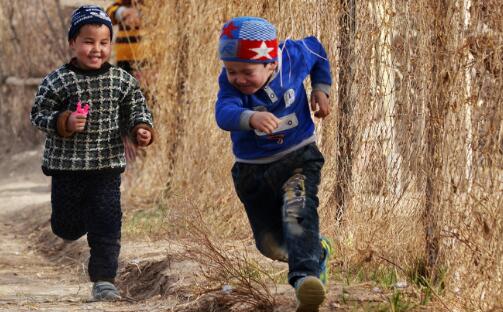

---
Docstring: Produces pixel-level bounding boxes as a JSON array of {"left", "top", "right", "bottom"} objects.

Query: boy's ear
[{"left": 268, "top": 61, "right": 278, "bottom": 70}]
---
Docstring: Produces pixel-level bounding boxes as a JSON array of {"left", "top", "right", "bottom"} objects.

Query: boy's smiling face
[
  {"left": 224, "top": 61, "right": 277, "bottom": 95},
  {"left": 69, "top": 24, "right": 111, "bottom": 70}
]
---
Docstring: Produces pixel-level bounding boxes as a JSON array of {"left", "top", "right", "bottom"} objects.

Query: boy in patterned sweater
[
  {"left": 30, "top": 5, "right": 154, "bottom": 301},
  {"left": 215, "top": 17, "right": 333, "bottom": 311}
]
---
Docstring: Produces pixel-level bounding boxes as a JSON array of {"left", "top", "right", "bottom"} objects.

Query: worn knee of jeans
[
  {"left": 256, "top": 232, "right": 288, "bottom": 262},
  {"left": 282, "top": 171, "right": 307, "bottom": 237}
]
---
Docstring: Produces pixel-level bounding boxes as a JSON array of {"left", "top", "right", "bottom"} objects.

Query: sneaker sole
[
  {"left": 296, "top": 276, "right": 326, "bottom": 312},
  {"left": 91, "top": 293, "right": 122, "bottom": 302},
  {"left": 92, "top": 281, "right": 122, "bottom": 302}
]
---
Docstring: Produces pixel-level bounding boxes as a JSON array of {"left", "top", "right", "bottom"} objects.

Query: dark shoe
[{"left": 91, "top": 281, "right": 121, "bottom": 301}]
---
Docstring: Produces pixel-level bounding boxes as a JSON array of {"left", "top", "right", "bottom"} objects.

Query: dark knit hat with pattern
[{"left": 68, "top": 5, "right": 113, "bottom": 41}]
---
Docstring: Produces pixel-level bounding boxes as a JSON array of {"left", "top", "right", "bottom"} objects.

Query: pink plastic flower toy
[{"left": 75, "top": 101, "right": 90, "bottom": 116}]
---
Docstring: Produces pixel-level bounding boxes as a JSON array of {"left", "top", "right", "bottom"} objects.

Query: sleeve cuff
[
  {"left": 312, "top": 83, "right": 331, "bottom": 97},
  {"left": 239, "top": 110, "right": 255, "bottom": 131},
  {"left": 56, "top": 111, "right": 74, "bottom": 138},
  {"left": 131, "top": 123, "right": 155, "bottom": 146}
]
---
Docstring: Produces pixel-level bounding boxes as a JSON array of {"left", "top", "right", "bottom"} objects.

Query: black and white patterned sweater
[{"left": 30, "top": 61, "right": 154, "bottom": 175}]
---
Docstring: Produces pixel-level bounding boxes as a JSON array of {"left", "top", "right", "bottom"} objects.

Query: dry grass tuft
[
  {"left": 182, "top": 209, "right": 276, "bottom": 312},
  {"left": 117, "top": 258, "right": 174, "bottom": 300}
]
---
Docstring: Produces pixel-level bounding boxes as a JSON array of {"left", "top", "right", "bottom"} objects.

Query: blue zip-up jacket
[{"left": 215, "top": 36, "right": 332, "bottom": 163}]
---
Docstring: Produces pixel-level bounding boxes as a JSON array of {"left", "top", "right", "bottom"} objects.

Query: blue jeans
[{"left": 231, "top": 143, "right": 324, "bottom": 286}]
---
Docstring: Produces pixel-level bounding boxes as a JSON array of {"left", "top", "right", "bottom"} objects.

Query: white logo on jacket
[{"left": 284, "top": 89, "right": 295, "bottom": 107}]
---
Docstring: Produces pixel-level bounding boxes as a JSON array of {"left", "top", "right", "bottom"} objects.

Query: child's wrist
[
  {"left": 312, "top": 83, "right": 331, "bottom": 97},
  {"left": 57, "top": 111, "right": 74, "bottom": 137},
  {"left": 239, "top": 110, "right": 255, "bottom": 131}
]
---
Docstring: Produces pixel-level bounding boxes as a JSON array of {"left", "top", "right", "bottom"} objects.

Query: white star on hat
[{"left": 250, "top": 41, "right": 273, "bottom": 59}]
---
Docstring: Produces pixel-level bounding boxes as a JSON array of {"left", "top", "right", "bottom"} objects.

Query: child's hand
[
  {"left": 67, "top": 101, "right": 90, "bottom": 132},
  {"left": 136, "top": 128, "right": 151, "bottom": 146},
  {"left": 250, "top": 112, "right": 281, "bottom": 134},
  {"left": 310, "top": 90, "right": 331, "bottom": 118},
  {"left": 67, "top": 113, "right": 87, "bottom": 132}
]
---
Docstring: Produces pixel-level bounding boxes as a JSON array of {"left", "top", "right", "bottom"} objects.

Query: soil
[
  {"left": 0, "top": 149, "right": 388, "bottom": 312},
  {"left": 0, "top": 149, "right": 183, "bottom": 311}
]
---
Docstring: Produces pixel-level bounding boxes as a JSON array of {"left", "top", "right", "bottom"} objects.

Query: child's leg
[
  {"left": 51, "top": 175, "right": 87, "bottom": 240},
  {"left": 84, "top": 174, "right": 122, "bottom": 283},
  {"left": 279, "top": 144, "right": 325, "bottom": 286},
  {"left": 231, "top": 162, "right": 288, "bottom": 261},
  {"left": 246, "top": 199, "right": 287, "bottom": 261}
]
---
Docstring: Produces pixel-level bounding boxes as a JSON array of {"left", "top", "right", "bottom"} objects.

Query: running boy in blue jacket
[{"left": 215, "top": 16, "right": 333, "bottom": 312}]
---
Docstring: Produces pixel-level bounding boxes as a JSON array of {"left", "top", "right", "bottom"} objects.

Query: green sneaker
[
  {"left": 295, "top": 276, "right": 326, "bottom": 312},
  {"left": 319, "top": 236, "right": 333, "bottom": 286}
]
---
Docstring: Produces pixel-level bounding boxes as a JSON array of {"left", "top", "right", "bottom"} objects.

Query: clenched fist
[
  {"left": 67, "top": 113, "right": 87, "bottom": 132},
  {"left": 136, "top": 128, "right": 151, "bottom": 146},
  {"left": 250, "top": 111, "right": 281, "bottom": 134}
]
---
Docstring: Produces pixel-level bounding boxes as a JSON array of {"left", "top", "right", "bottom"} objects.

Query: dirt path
[
  {"left": 0, "top": 150, "right": 87, "bottom": 311},
  {"left": 0, "top": 149, "right": 389, "bottom": 312},
  {"left": 0, "top": 150, "right": 177, "bottom": 311}
]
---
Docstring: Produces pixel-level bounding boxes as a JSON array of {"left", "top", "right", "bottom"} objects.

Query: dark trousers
[
  {"left": 231, "top": 143, "right": 325, "bottom": 286},
  {"left": 50, "top": 173, "right": 122, "bottom": 283}
]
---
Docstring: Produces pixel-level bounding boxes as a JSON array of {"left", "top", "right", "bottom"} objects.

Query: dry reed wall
[
  {"left": 0, "top": 0, "right": 501, "bottom": 310},
  {"left": 135, "top": 1, "right": 502, "bottom": 310},
  {"left": 0, "top": 1, "right": 74, "bottom": 149}
]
